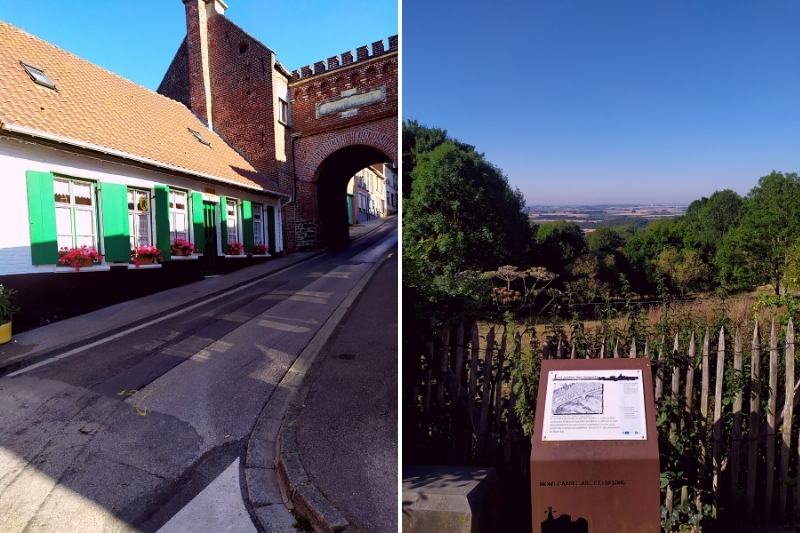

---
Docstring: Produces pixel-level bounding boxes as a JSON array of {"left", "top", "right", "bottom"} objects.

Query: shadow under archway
[{"left": 316, "top": 144, "right": 392, "bottom": 248}]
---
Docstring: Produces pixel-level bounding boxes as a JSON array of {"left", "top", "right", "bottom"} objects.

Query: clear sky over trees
[
  {"left": 1, "top": 0, "right": 397, "bottom": 91},
  {"left": 404, "top": 0, "right": 800, "bottom": 205}
]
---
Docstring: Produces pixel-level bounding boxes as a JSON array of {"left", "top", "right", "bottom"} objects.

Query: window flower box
[
  {"left": 171, "top": 238, "right": 196, "bottom": 257},
  {"left": 225, "top": 242, "right": 245, "bottom": 256},
  {"left": 130, "top": 245, "right": 162, "bottom": 268},
  {"left": 254, "top": 243, "right": 269, "bottom": 255},
  {"left": 58, "top": 246, "right": 103, "bottom": 271}
]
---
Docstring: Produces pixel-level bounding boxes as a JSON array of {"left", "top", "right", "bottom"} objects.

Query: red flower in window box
[
  {"left": 130, "top": 246, "right": 163, "bottom": 267},
  {"left": 254, "top": 243, "right": 269, "bottom": 255},
  {"left": 171, "top": 238, "right": 196, "bottom": 256},
  {"left": 58, "top": 246, "right": 103, "bottom": 271},
  {"left": 226, "top": 242, "right": 245, "bottom": 255}
]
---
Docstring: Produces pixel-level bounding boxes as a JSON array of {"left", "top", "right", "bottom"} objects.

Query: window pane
[
  {"left": 74, "top": 209, "right": 94, "bottom": 237},
  {"left": 128, "top": 191, "right": 135, "bottom": 210},
  {"left": 174, "top": 215, "right": 186, "bottom": 232},
  {"left": 75, "top": 235, "right": 95, "bottom": 248},
  {"left": 57, "top": 235, "right": 72, "bottom": 249},
  {"left": 73, "top": 182, "right": 92, "bottom": 206},
  {"left": 137, "top": 214, "right": 150, "bottom": 244},
  {"left": 174, "top": 191, "right": 186, "bottom": 211},
  {"left": 56, "top": 206, "right": 72, "bottom": 236},
  {"left": 54, "top": 180, "right": 70, "bottom": 204},
  {"left": 177, "top": 231, "right": 188, "bottom": 241}
]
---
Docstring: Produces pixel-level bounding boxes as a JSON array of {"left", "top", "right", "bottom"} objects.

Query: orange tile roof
[{"left": 0, "top": 21, "right": 279, "bottom": 194}]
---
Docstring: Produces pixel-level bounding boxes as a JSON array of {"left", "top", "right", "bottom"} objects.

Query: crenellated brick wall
[{"left": 158, "top": 1, "right": 396, "bottom": 250}]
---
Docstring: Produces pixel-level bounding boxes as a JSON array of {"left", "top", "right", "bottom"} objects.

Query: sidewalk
[
  {"left": 275, "top": 246, "right": 397, "bottom": 531},
  {"left": 0, "top": 218, "right": 391, "bottom": 376},
  {"left": 348, "top": 216, "right": 392, "bottom": 241}
]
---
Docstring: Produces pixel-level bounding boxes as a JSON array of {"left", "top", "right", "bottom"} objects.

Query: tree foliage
[
  {"left": 402, "top": 122, "right": 532, "bottom": 313},
  {"left": 716, "top": 172, "right": 800, "bottom": 294}
]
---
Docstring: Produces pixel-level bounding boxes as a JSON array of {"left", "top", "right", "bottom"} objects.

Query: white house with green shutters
[
  {"left": 0, "top": 20, "right": 287, "bottom": 329},
  {"left": 0, "top": 136, "right": 284, "bottom": 276}
]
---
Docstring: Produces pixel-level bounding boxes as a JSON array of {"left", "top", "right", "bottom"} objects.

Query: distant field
[{"left": 527, "top": 204, "right": 686, "bottom": 230}]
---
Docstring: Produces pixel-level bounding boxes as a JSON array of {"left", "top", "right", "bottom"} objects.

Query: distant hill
[{"left": 526, "top": 204, "right": 687, "bottom": 231}]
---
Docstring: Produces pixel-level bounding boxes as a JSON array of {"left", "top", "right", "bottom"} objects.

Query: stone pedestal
[{"left": 402, "top": 465, "right": 497, "bottom": 533}]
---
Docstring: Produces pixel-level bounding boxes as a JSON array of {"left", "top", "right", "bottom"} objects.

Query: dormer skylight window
[
  {"left": 188, "top": 128, "right": 211, "bottom": 146},
  {"left": 20, "top": 61, "right": 56, "bottom": 90}
]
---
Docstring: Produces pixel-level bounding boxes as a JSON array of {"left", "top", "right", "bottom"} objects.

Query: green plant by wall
[{"left": 0, "top": 285, "right": 19, "bottom": 323}]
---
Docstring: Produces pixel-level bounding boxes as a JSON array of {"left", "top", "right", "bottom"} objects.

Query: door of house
[{"left": 203, "top": 201, "right": 217, "bottom": 275}]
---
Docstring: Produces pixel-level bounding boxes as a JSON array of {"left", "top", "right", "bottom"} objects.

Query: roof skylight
[
  {"left": 188, "top": 128, "right": 211, "bottom": 146},
  {"left": 20, "top": 61, "right": 56, "bottom": 90}
]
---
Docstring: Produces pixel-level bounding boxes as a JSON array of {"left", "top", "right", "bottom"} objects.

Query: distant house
[
  {"left": 384, "top": 164, "right": 398, "bottom": 216},
  {"left": 347, "top": 165, "right": 391, "bottom": 224},
  {"left": 0, "top": 20, "right": 285, "bottom": 329}
]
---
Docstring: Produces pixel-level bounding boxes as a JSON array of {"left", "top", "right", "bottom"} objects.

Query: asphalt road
[
  {"left": 0, "top": 219, "right": 396, "bottom": 532},
  {"left": 295, "top": 245, "right": 397, "bottom": 532}
]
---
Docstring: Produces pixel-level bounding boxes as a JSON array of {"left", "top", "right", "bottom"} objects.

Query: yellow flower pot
[{"left": 0, "top": 321, "right": 11, "bottom": 345}]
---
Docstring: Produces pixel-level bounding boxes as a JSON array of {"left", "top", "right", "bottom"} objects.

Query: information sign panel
[
  {"left": 530, "top": 358, "right": 660, "bottom": 533},
  {"left": 541, "top": 369, "right": 647, "bottom": 441}
]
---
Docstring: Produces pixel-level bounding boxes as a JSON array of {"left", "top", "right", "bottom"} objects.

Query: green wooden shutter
[
  {"left": 154, "top": 185, "right": 171, "bottom": 261},
  {"left": 266, "top": 205, "right": 276, "bottom": 254},
  {"left": 25, "top": 171, "right": 58, "bottom": 265},
  {"left": 219, "top": 195, "right": 228, "bottom": 252},
  {"left": 100, "top": 182, "right": 130, "bottom": 262},
  {"left": 242, "top": 200, "right": 254, "bottom": 252},
  {"left": 191, "top": 192, "right": 205, "bottom": 251}
]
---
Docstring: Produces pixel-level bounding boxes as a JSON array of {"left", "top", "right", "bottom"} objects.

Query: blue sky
[
  {"left": 0, "top": 0, "right": 397, "bottom": 90},
  {"left": 404, "top": 1, "right": 800, "bottom": 205}
]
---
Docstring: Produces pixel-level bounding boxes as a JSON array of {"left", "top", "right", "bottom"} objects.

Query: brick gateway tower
[{"left": 159, "top": 0, "right": 397, "bottom": 250}]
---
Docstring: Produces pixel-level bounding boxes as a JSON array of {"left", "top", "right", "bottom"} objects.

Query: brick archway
[
  {"left": 288, "top": 39, "right": 398, "bottom": 250},
  {"left": 297, "top": 126, "right": 397, "bottom": 181}
]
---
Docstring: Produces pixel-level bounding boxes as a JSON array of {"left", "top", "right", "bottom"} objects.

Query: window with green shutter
[
  {"left": 25, "top": 171, "right": 58, "bottom": 265},
  {"left": 219, "top": 195, "right": 228, "bottom": 252},
  {"left": 242, "top": 200, "right": 254, "bottom": 252},
  {"left": 266, "top": 205, "right": 276, "bottom": 254},
  {"left": 100, "top": 182, "right": 130, "bottom": 262},
  {"left": 154, "top": 185, "right": 171, "bottom": 260},
  {"left": 191, "top": 192, "right": 205, "bottom": 251}
]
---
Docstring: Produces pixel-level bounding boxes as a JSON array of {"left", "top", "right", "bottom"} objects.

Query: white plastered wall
[{"left": 0, "top": 136, "right": 284, "bottom": 276}]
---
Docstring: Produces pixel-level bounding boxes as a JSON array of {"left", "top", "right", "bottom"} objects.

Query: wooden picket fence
[{"left": 411, "top": 317, "right": 800, "bottom": 524}]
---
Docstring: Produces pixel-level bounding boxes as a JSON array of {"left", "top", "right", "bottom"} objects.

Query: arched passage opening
[{"left": 315, "top": 144, "right": 392, "bottom": 247}]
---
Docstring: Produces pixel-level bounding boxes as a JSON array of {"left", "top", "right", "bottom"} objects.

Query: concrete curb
[
  {"left": 243, "top": 244, "right": 392, "bottom": 533},
  {"left": 0, "top": 251, "right": 325, "bottom": 377}
]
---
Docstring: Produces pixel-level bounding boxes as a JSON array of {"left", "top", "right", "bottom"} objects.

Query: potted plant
[
  {"left": 254, "top": 243, "right": 269, "bottom": 255},
  {"left": 130, "top": 245, "right": 163, "bottom": 267},
  {"left": 0, "top": 285, "right": 19, "bottom": 345},
  {"left": 171, "top": 238, "right": 196, "bottom": 257},
  {"left": 226, "top": 241, "right": 245, "bottom": 255},
  {"left": 58, "top": 246, "right": 103, "bottom": 271}
]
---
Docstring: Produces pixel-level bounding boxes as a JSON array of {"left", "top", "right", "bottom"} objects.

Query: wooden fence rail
[{"left": 412, "top": 318, "right": 800, "bottom": 524}]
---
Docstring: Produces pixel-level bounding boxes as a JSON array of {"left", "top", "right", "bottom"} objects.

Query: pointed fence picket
[{"left": 413, "top": 318, "right": 800, "bottom": 524}]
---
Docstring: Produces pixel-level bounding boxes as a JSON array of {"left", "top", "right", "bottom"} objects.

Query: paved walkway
[
  {"left": 0, "top": 217, "right": 393, "bottom": 375},
  {"left": 280, "top": 245, "right": 398, "bottom": 531}
]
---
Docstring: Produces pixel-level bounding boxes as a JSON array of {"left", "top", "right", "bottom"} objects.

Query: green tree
[
  {"left": 683, "top": 189, "right": 743, "bottom": 260},
  {"left": 623, "top": 218, "right": 687, "bottom": 293},
  {"left": 403, "top": 136, "right": 532, "bottom": 308},
  {"left": 654, "top": 247, "right": 711, "bottom": 295},
  {"left": 402, "top": 120, "right": 449, "bottom": 199},
  {"left": 531, "top": 222, "right": 586, "bottom": 277},
  {"left": 716, "top": 172, "right": 800, "bottom": 294}
]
